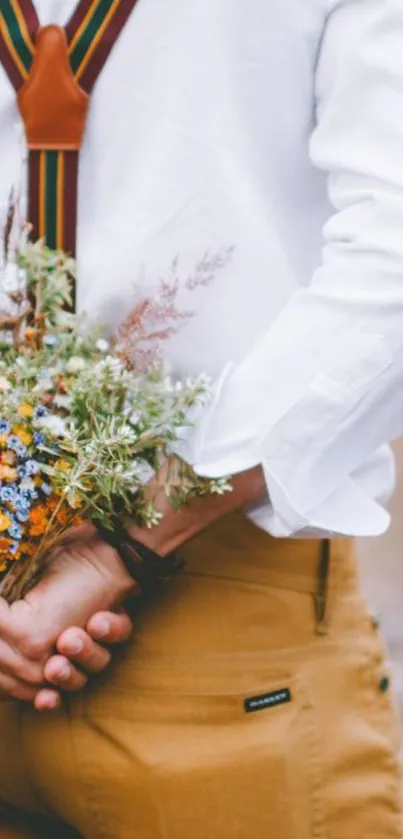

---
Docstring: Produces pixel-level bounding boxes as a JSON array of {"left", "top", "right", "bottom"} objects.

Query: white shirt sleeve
[{"left": 176, "top": 0, "right": 403, "bottom": 538}]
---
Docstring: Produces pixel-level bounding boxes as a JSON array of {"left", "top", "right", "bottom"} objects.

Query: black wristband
[{"left": 96, "top": 521, "right": 184, "bottom": 595}]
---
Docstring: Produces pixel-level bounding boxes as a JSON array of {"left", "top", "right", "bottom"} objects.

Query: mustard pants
[{"left": 0, "top": 514, "right": 401, "bottom": 839}]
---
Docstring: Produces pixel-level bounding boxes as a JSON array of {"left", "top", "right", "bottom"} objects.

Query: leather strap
[
  {"left": 97, "top": 522, "right": 184, "bottom": 596},
  {"left": 0, "top": 0, "right": 141, "bottom": 263}
]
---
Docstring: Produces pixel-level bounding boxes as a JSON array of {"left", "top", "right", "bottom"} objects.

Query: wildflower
[
  {"left": 40, "top": 483, "right": 52, "bottom": 496},
  {"left": 96, "top": 339, "right": 109, "bottom": 352},
  {"left": 7, "top": 436, "right": 27, "bottom": 457},
  {"left": 33, "top": 431, "right": 45, "bottom": 446},
  {"left": 17, "top": 404, "right": 34, "bottom": 419},
  {"left": 0, "top": 466, "right": 18, "bottom": 482},
  {"left": 17, "top": 461, "right": 39, "bottom": 480},
  {"left": 16, "top": 509, "right": 29, "bottom": 523},
  {"left": 8, "top": 521, "right": 22, "bottom": 540},
  {"left": 0, "top": 486, "right": 18, "bottom": 503},
  {"left": 0, "top": 420, "right": 11, "bottom": 434},
  {"left": 54, "top": 459, "right": 70, "bottom": 473},
  {"left": 15, "top": 429, "right": 32, "bottom": 447},
  {"left": 34, "top": 405, "right": 47, "bottom": 420},
  {"left": 0, "top": 513, "right": 11, "bottom": 532},
  {"left": 0, "top": 538, "right": 11, "bottom": 552},
  {"left": 66, "top": 357, "right": 87, "bottom": 374},
  {"left": 0, "top": 378, "right": 11, "bottom": 392},
  {"left": 38, "top": 415, "right": 69, "bottom": 438},
  {"left": 1, "top": 451, "right": 15, "bottom": 466},
  {"left": 9, "top": 541, "right": 21, "bottom": 557},
  {"left": 53, "top": 394, "right": 72, "bottom": 410},
  {"left": 29, "top": 506, "right": 47, "bottom": 525}
]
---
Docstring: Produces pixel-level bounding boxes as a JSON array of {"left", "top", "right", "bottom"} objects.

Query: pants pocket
[{"left": 73, "top": 670, "right": 326, "bottom": 839}]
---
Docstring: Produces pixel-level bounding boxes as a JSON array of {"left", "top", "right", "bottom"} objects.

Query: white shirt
[{"left": 1, "top": 0, "right": 402, "bottom": 538}]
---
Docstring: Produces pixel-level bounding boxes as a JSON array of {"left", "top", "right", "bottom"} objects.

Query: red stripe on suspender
[
  {"left": 17, "top": 0, "right": 40, "bottom": 36},
  {"left": 78, "top": 0, "right": 140, "bottom": 93},
  {"left": 65, "top": 0, "right": 93, "bottom": 45},
  {"left": 63, "top": 151, "right": 79, "bottom": 258},
  {"left": 28, "top": 149, "right": 40, "bottom": 242},
  {"left": 0, "top": 38, "right": 23, "bottom": 90}
]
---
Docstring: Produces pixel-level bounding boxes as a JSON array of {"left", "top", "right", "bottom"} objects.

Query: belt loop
[{"left": 315, "top": 539, "right": 331, "bottom": 635}]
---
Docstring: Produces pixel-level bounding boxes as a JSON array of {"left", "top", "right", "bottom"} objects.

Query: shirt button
[
  {"left": 371, "top": 615, "right": 380, "bottom": 630},
  {"left": 379, "top": 676, "right": 390, "bottom": 693}
]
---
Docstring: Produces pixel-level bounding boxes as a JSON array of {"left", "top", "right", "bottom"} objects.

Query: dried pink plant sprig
[{"left": 117, "top": 247, "right": 234, "bottom": 372}]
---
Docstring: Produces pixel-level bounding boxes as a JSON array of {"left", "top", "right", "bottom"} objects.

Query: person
[{"left": 0, "top": 0, "right": 403, "bottom": 836}]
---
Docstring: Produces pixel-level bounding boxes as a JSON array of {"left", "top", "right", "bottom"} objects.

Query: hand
[
  {"left": 35, "top": 607, "right": 133, "bottom": 711},
  {"left": 0, "top": 533, "right": 135, "bottom": 708}
]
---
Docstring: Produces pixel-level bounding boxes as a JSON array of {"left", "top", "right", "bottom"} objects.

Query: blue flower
[
  {"left": 34, "top": 405, "right": 47, "bottom": 420},
  {"left": 0, "top": 486, "right": 18, "bottom": 503},
  {"left": 8, "top": 521, "right": 22, "bottom": 540},
  {"left": 33, "top": 431, "right": 45, "bottom": 446},
  {"left": 16, "top": 509, "right": 29, "bottom": 523},
  {"left": 20, "top": 486, "right": 38, "bottom": 501},
  {"left": 41, "top": 483, "right": 52, "bottom": 496},
  {"left": 18, "top": 460, "right": 39, "bottom": 479},
  {"left": 9, "top": 541, "right": 20, "bottom": 555},
  {"left": 7, "top": 436, "right": 27, "bottom": 458},
  {"left": 25, "top": 459, "right": 40, "bottom": 476},
  {"left": 0, "top": 419, "right": 11, "bottom": 434}
]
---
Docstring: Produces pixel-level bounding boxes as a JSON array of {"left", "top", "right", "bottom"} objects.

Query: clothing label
[{"left": 244, "top": 688, "right": 291, "bottom": 714}]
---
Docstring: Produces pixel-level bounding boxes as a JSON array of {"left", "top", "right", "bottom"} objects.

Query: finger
[
  {"left": 43, "top": 656, "right": 88, "bottom": 692},
  {"left": 33, "top": 688, "right": 62, "bottom": 712},
  {"left": 0, "top": 672, "right": 38, "bottom": 702},
  {"left": 0, "top": 638, "right": 44, "bottom": 686},
  {"left": 86, "top": 610, "right": 133, "bottom": 644},
  {"left": 56, "top": 628, "right": 111, "bottom": 674}
]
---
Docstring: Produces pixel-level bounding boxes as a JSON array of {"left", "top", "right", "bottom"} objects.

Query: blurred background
[{"left": 358, "top": 440, "right": 403, "bottom": 724}]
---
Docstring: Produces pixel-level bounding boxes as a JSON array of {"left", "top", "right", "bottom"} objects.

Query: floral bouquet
[{"left": 0, "top": 233, "right": 231, "bottom": 603}]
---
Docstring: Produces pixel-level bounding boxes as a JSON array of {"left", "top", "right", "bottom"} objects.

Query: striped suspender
[{"left": 0, "top": 0, "right": 140, "bottom": 263}]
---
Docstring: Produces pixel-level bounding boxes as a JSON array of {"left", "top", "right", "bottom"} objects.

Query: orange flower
[
  {"left": 0, "top": 466, "right": 17, "bottom": 482},
  {"left": 29, "top": 505, "right": 47, "bottom": 525},
  {"left": 0, "top": 514, "right": 11, "bottom": 533},
  {"left": 0, "top": 538, "right": 11, "bottom": 552},
  {"left": 17, "top": 404, "right": 34, "bottom": 419},
  {"left": 29, "top": 521, "right": 49, "bottom": 537},
  {"left": 56, "top": 507, "right": 70, "bottom": 526},
  {"left": 1, "top": 451, "right": 15, "bottom": 466}
]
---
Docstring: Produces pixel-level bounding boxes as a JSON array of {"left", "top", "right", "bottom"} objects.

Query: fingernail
[
  {"left": 94, "top": 618, "right": 109, "bottom": 638},
  {"left": 68, "top": 638, "right": 84, "bottom": 655},
  {"left": 58, "top": 664, "right": 71, "bottom": 682}
]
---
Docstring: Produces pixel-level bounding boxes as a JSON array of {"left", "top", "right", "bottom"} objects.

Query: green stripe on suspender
[
  {"left": 69, "top": 0, "right": 115, "bottom": 75},
  {"left": 1, "top": 0, "right": 33, "bottom": 73},
  {"left": 44, "top": 151, "right": 58, "bottom": 250}
]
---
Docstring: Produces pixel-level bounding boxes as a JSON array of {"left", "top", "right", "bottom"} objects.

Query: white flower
[
  {"left": 66, "top": 356, "right": 87, "bottom": 374},
  {"left": 39, "top": 414, "right": 69, "bottom": 438},
  {"left": 0, "top": 377, "right": 11, "bottom": 391},
  {"left": 119, "top": 424, "right": 137, "bottom": 442},
  {"left": 95, "top": 339, "right": 109, "bottom": 352},
  {"left": 53, "top": 394, "right": 72, "bottom": 409}
]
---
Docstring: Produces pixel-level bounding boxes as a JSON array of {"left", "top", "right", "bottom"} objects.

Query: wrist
[{"left": 87, "top": 539, "right": 137, "bottom": 601}]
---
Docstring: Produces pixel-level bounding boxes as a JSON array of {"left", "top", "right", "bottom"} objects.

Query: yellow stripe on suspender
[
  {"left": 68, "top": 0, "right": 100, "bottom": 54},
  {"left": 0, "top": 11, "right": 29, "bottom": 80},
  {"left": 74, "top": 0, "right": 120, "bottom": 82},
  {"left": 9, "top": 0, "right": 35, "bottom": 54},
  {"left": 39, "top": 150, "right": 46, "bottom": 240},
  {"left": 56, "top": 151, "right": 65, "bottom": 250}
]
